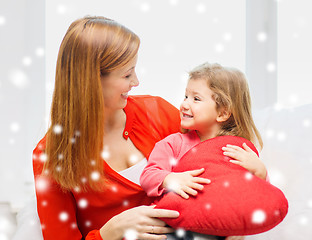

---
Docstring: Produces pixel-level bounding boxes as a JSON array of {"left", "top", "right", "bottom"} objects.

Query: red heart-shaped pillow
[{"left": 155, "top": 136, "right": 288, "bottom": 236}]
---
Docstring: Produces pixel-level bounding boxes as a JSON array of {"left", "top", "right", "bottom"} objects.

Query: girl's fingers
[
  {"left": 183, "top": 186, "right": 198, "bottom": 196},
  {"left": 193, "top": 177, "right": 211, "bottom": 184},
  {"left": 190, "top": 182, "right": 204, "bottom": 191},
  {"left": 189, "top": 168, "right": 205, "bottom": 176},
  {"left": 229, "top": 160, "right": 243, "bottom": 166},
  {"left": 242, "top": 142, "right": 252, "bottom": 152},
  {"left": 177, "top": 189, "right": 190, "bottom": 199}
]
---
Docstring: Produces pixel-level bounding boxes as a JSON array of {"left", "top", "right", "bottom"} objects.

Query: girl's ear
[{"left": 217, "top": 109, "right": 231, "bottom": 123}]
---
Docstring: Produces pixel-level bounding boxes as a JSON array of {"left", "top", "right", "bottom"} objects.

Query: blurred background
[{"left": 0, "top": 0, "right": 311, "bottom": 239}]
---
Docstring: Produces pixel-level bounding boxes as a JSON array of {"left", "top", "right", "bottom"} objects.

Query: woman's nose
[{"left": 131, "top": 73, "right": 139, "bottom": 87}]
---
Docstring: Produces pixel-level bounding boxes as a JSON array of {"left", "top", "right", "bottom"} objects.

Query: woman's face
[{"left": 101, "top": 55, "right": 139, "bottom": 110}]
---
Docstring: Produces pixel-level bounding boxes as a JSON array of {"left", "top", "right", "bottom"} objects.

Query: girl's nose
[{"left": 180, "top": 99, "right": 189, "bottom": 111}]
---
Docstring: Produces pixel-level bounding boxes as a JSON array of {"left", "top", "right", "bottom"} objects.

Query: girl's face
[
  {"left": 101, "top": 55, "right": 139, "bottom": 111},
  {"left": 180, "top": 78, "right": 221, "bottom": 140}
]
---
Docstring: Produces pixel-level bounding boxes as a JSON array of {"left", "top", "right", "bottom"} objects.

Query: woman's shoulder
[
  {"left": 32, "top": 135, "right": 47, "bottom": 176},
  {"left": 127, "top": 95, "right": 175, "bottom": 110},
  {"left": 126, "top": 95, "right": 180, "bottom": 125}
]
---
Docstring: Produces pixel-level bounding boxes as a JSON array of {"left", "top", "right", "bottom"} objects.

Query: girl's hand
[
  {"left": 162, "top": 168, "right": 211, "bottom": 199},
  {"left": 222, "top": 143, "right": 267, "bottom": 180},
  {"left": 100, "top": 205, "right": 179, "bottom": 240},
  {"left": 225, "top": 236, "right": 245, "bottom": 240}
]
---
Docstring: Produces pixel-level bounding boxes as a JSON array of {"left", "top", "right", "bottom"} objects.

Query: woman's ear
[{"left": 217, "top": 109, "right": 231, "bottom": 123}]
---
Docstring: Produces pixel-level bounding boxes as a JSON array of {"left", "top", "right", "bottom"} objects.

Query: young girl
[{"left": 140, "top": 61, "right": 267, "bottom": 202}]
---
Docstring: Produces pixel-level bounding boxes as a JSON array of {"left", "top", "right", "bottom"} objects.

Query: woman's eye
[{"left": 125, "top": 74, "right": 132, "bottom": 79}]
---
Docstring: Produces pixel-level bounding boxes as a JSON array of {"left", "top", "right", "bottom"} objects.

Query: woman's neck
[{"left": 104, "top": 108, "right": 126, "bottom": 133}]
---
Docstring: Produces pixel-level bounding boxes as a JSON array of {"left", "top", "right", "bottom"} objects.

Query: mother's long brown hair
[{"left": 44, "top": 16, "right": 140, "bottom": 191}]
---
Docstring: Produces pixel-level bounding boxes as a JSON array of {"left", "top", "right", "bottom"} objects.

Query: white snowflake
[
  {"left": 91, "top": 171, "right": 100, "bottom": 181},
  {"left": 266, "top": 62, "right": 276, "bottom": 72},
  {"left": 223, "top": 181, "right": 230, "bottom": 187},
  {"left": 123, "top": 200, "right": 129, "bottom": 206},
  {"left": 215, "top": 43, "right": 224, "bottom": 53},
  {"left": 277, "top": 131, "right": 286, "bottom": 141},
  {"left": 129, "top": 154, "right": 139, "bottom": 165},
  {"left": 176, "top": 228, "right": 186, "bottom": 237},
  {"left": 81, "top": 177, "right": 87, "bottom": 184},
  {"left": 196, "top": 3, "right": 206, "bottom": 13},
  {"left": 111, "top": 186, "right": 118, "bottom": 192},
  {"left": 53, "top": 124, "right": 63, "bottom": 134},
  {"left": 59, "top": 212, "right": 69, "bottom": 222},
  {"left": 9, "top": 69, "right": 28, "bottom": 88},
  {"left": 167, "top": 180, "right": 180, "bottom": 192},
  {"left": 85, "top": 220, "right": 91, "bottom": 227},
  {"left": 0, "top": 15, "right": 6, "bottom": 26},
  {"left": 36, "top": 177, "right": 48, "bottom": 192},
  {"left": 35, "top": 47, "right": 45, "bottom": 57},
  {"left": 101, "top": 146, "right": 110, "bottom": 159},
  {"left": 22, "top": 56, "right": 32, "bottom": 66},
  {"left": 257, "top": 32, "right": 267, "bottom": 42},
  {"left": 245, "top": 172, "right": 253, "bottom": 181},
  {"left": 124, "top": 229, "right": 138, "bottom": 240},
  {"left": 140, "top": 3, "right": 150, "bottom": 12},
  {"left": 205, "top": 203, "right": 211, "bottom": 210},
  {"left": 299, "top": 216, "right": 308, "bottom": 225},
  {"left": 58, "top": 154, "right": 64, "bottom": 160},
  {"left": 265, "top": 129, "right": 275, "bottom": 139},
  {"left": 55, "top": 166, "right": 62, "bottom": 172},
  {"left": 90, "top": 160, "right": 96, "bottom": 166},
  {"left": 169, "top": 0, "right": 179, "bottom": 6},
  {"left": 41, "top": 201, "right": 48, "bottom": 207},
  {"left": 223, "top": 32, "right": 232, "bottom": 42},
  {"left": 57, "top": 4, "right": 67, "bottom": 14},
  {"left": 303, "top": 118, "right": 311, "bottom": 127},
  {"left": 252, "top": 209, "right": 266, "bottom": 224},
  {"left": 39, "top": 153, "right": 48, "bottom": 163},
  {"left": 71, "top": 223, "right": 77, "bottom": 229},
  {"left": 78, "top": 199, "right": 88, "bottom": 209},
  {"left": 10, "top": 122, "right": 20, "bottom": 133},
  {"left": 169, "top": 157, "right": 178, "bottom": 166}
]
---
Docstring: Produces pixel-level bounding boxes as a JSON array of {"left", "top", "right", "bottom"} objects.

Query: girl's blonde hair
[
  {"left": 189, "top": 62, "right": 263, "bottom": 149},
  {"left": 44, "top": 16, "right": 140, "bottom": 191}
]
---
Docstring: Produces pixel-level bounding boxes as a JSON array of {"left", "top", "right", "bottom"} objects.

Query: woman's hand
[
  {"left": 100, "top": 205, "right": 179, "bottom": 240},
  {"left": 162, "top": 168, "right": 211, "bottom": 199},
  {"left": 222, "top": 143, "right": 267, "bottom": 180}
]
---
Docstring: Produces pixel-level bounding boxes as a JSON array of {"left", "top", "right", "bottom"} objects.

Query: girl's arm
[
  {"left": 222, "top": 143, "right": 267, "bottom": 180},
  {"left": 162, "top": 168, "right": 211, "bottom": 199},
  {"left": 140, "top": 133, "right": 210, "bottom": 197}
]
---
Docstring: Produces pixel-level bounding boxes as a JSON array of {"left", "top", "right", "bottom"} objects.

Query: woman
[{"left": 33, "top": 16, "right": 244, "bottom": 240}]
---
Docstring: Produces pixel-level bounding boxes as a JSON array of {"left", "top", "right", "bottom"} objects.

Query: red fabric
[
  {"left": 155, "top": 136, "right": 288, "bottom": 236},
  {"left": 33, "top": 95, "right": 180, "bottom": 240}
]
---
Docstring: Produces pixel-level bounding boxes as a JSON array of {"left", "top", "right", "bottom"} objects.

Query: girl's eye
[
  {"left": 125, "top": 74, "right": 132, "bottom": 79},
  {"left": 184, "top": 95, "right": 188, "bottom": 99},
  {"left": 194, "top": 97, "right": 200, "bottom": 101}
]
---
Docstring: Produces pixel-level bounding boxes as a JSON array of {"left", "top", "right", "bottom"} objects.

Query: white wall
[{"left": 0, "top": 0, "right": 45, "bottom": 210}]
